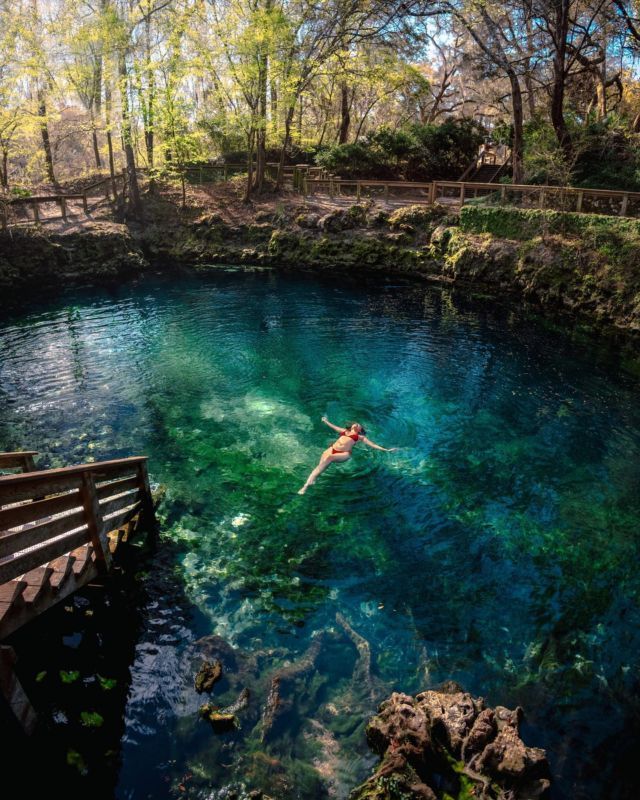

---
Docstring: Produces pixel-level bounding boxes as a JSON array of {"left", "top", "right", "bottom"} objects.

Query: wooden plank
[
  {"left": 0, "top": 558, "right": 100, "bottom": 639},
  {"left": 21, "top": 566, "right": 54, "bottom": 605},
  {"left": 47, "top": 554, "right": 74, "bottom": 590},
  {"left": 0, "top": 580, "right": 26, "bottom": 604},
  {"left": 101, "top": 501, "right": 142, "bottom": 535},
  {"left": 0, "top": 475, "right": 83, "bottom": 506},
  {"left": 0, "top": 527, "right": 89, "bottom": 585},
  {"left": 95, "top": 475, "right": 139, "bottom": 499},
  {"left": 0, "top": 491, "right": 81, "bottom": 531},
  {"left": 79, "top": 473, "right": 109, "bottom": 570},
  {"left": 0, "top": 509, "right": 86, "bottom": 559},
  {"left": 98, "top": 489, "right": 140, "bottom": 518},
  {"left": 0, "top": 456, "right": 148, "bottom": 505},
  {"left": 0, "top": 452, "right": 38, "bottom": 467},
  {"left": 0, "top": 646, "right": 38, "bottom": 735},
  {"left": 137, "top": 460, "right": 156, "bottom": 530},
  {"left": 71, "top": 544, "right": 93, "bottom": 577}
]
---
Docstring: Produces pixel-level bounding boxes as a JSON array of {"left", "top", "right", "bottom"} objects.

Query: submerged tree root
[
  {"left": 336, "top": 612, "right": 376, "bottom": 701},
  {"left": 260, "top": 633, "right": 326, "bottom": 742}
]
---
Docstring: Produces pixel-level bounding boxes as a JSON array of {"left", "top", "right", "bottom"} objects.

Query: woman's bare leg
[{"left": 298, "top": 452, "right": 350, "bottom": 494}]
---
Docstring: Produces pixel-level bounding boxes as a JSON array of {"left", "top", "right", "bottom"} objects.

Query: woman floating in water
[{"left": 298, "top": 416, "right": 398, "bottom": 494}]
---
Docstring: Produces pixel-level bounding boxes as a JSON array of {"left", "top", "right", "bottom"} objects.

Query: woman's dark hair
[{"left": 346, "top": 422, "right": 366, "bottom": 435}]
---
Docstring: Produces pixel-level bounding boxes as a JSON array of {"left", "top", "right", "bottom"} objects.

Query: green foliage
[
  {"left": 35, "top": 670, "right": 47, "bottom": 682},
  {"left": 460, "top": 204, "right": 640, "bottom": 244},
  {"left": 97, "top": 675, "right": 117, "bottom": 690},
  {"left": 388, "top": 204, "right": 447, "bottom": 230},
  {"left": 59, "top": 669, "right": 80, "bottom": 684},
  {"left": 524, "top": 115, "right": 640, "bottom": 191},
  {"left": 80, "top": 710, "right": 105, "bottom": 727},
  {"left": 316, "top": 120, "right": 485, "bottom": 180}
]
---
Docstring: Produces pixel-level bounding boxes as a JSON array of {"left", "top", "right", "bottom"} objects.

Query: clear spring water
[{"left": 1, "top": 270, "right": 640, "bottom": 799}]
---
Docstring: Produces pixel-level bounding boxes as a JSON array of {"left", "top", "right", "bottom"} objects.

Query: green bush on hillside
[{"left": 315, "top": 119, "right": 485, "bottom": 181}]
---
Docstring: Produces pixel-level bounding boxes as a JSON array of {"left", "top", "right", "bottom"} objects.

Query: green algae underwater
[{"left": 1, "top": 270, "right": 640, "bottom": 799}]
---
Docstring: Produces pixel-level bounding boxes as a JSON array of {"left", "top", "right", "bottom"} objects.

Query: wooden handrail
[
  {"left": 0, "top": 456, "right": 147, "bottom": 489},
  {"left": 0, "top": 452, "right": 38, "bottom": 473},
  {"left": 0, "top": 455, "right": 153, "bottom": 586}
]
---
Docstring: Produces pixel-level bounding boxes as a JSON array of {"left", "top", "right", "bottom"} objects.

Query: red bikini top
[{"left": 342, "top": 429, "right": 359, "bottom": 441}]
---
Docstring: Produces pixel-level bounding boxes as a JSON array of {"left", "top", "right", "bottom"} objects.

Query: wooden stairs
[{"left": 0, "top": 452, "right": 155, "bottom": 640}]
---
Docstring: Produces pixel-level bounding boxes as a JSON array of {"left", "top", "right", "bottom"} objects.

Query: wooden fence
[{"left": 302, "top": 176, "right": 640, "bottom": 218}]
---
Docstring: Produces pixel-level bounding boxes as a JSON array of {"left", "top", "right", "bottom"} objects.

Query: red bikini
[{"left": 331, "top": 430, "right": 359, "bottom": 455}]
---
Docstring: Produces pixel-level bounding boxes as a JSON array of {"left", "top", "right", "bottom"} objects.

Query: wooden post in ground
[
  {"left": 32, "top": 201, "right": 40, "bottom": 223},
  {"left": 357, "top": 182, "right": 361, "bottom": 201},
  {"left": 303, "top": 176, "right": 308, "bottom": 198},
  {"left": 576, "top": 191, "right": 583, "bottom": 213},
  {"left": 137, "top": 460, "right": 156, "bottom": 532},
  {"left": 621, "top": 194, "right": 629, "bottom": 216},
  {"left": 1, "top": 202, "right": 7, "bottom": 230},
  {"left": 539, "top": 189, "right": 545, "bottom": 209},
  {"left": 501, "top": 186, "right": 506, "bottom": 204},
  {"left": 459, "top": 183, "right": 465, "bottom": 207},
  {"left": 60, "top": 196, "right": 67, "bottom": 221},
  {"left": 79, "top": 472, "right": 109, "bottom": 572},
  {"left": 384, "top": 184, "right": 389, "bottom": 204},
  {"left": 82, "top": 194, "right": 89, "bottom": 214},
  {"left": 0, "top": 646, "right": 38, "bottom": 735}
]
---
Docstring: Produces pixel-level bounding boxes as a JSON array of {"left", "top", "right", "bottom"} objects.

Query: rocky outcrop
[
  {"left": 350, "top": 683, "right": 550, "bottom": 800},
  {"left": 0, "top": 225, "right": 148, "bottom": 294}
]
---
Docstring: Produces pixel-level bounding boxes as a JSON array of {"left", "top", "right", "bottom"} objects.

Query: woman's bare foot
[{"left": 297, "top": 485, "right": 308, "bottom": 495}]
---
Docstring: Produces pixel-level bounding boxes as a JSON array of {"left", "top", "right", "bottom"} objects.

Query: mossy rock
[{"left": 388, "top": 204, "right": 447, "bottom": 231}]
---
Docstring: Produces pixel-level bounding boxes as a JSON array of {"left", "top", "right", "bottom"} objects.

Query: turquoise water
[{"left": 1, "top": 271, "right": 640, "bottom": 798}]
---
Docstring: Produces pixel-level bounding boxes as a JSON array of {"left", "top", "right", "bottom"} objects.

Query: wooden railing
[
  {"left": 303, "top": 177, "right": 435, "bottom": 203},
  {"left": 302, "top": 176, "right": 640, "bottom": 218},
  {"left": 0, "top": 456, "right": 153, "bottom": 589},
  {"left": 1, "top": 173, "right": 126, "bottom": 229},
  {"left": 0, "top": 452, "right": 38, "bottom": 474}
]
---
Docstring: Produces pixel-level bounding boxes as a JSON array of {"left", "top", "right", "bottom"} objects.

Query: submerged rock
[
  {"left": 350, "top": 683, "right": 550, "bottom": 799},
  {"left": 195, "top": 659, "right": 223, "bottom": 693},
  {"left": 200, "top": 687, "right": 251, "bottom": 732}
]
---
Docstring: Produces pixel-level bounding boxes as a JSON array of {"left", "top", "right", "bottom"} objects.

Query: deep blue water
[{"left": 1, "top": 270, "right": 639, "bottom": 799}]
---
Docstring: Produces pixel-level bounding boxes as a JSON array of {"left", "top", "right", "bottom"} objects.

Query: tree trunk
[
  {"left": 244, "top": 129, "right": 255, "bottom": 203},
  {"left": 550, "top": 0, "right": 571, "bottom": 153},
  {"left": 37, "top": 91, "right": 56, "bottom": 184},
  {"left": 0, "top": 150, "right": 7, "bottom": 188},
  {"left": 118, "top": 51, "right": 142, "bottom": 219},
  {"left": 90, "top": 108, "right": 102, "bottom": 169},
  {"left": 105, "top": 83, "right": 117, "bottom": 198},
  {"left": 508, "top": 70, "right": 524, "bottom": 184},
  {"left": 276, "top": 106, "right": 295, "bottom": 190},
  {"left": 338, "top": 82, "right": 350, "bottom": 143}
]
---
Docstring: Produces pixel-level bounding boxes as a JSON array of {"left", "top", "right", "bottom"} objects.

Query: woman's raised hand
[{"left": 321, "top": 415, "right": 328, "bottom": 423}]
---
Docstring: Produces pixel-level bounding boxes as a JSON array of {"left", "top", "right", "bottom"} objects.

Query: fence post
[
  {"left": 60, "top": 197, "right": 67, "bottom": 221},
  {"left": 32, "top": 201, "right": 40, "bottom": 223},
  {"left": 539, "top": 189, "right": 545, "bottom": 209},
  {"left": 82, "top": 194, "right": 89, "bottom": 214},
  {"left": 500, "top": 186, "right": 506, "bottom": 204},
  {"left": 384, "top": 184, "right": 389, "bottom": 204},
  {"left": 137, "top": 461, "right": 157, "bottom": 532},
  {"left": 1, "top": 202, "right": 7, "bottom": 230},
  {"left": 357, "top": 181, "right": 361, "bottom": 201},
  {"left": 224, "top": 166, "right": 228, "bottom": 181},
  {"left": 621, "top": 194, "right": 629, "bottom": 216},
  {"left": 459, "top": 183, "right": 465, "bottom": 206},
  {"left": 79, "top": 471, "right": 109, "bottom": 572},
  {"left": 576, "top": 191, "right": 583, "bottom": 213}
]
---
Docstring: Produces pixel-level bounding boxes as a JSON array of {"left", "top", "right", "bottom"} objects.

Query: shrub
[{"left": 315, "top": 119, "right": 485, "bottom": 181}]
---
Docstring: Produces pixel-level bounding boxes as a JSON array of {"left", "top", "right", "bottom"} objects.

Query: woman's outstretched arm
[
  {"left": 321, "top": 416, "right": 344, "bottom": 433},
  {"left": 361, "top": 436, "right": 398, "bottom": 452}
]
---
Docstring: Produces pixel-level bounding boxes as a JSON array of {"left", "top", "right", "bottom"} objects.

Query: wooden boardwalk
[{"left": 0, "top": 451, "right": 156, "bottom": 733}]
